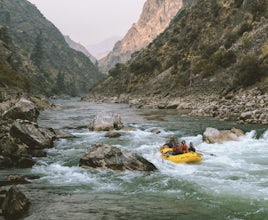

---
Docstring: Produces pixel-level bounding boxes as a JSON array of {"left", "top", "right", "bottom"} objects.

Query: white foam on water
[
  {"left": 32, "top": 162, "right": 127, "bottom": 192},
  {"left": 32, "top": 163, "right": 93, "bottom": 185},
  {"left": 262, "top": 129, "right": 268, "bottom": 140},
  {"left": 141, "top": 129, "right": 268, "bottom": 200}
]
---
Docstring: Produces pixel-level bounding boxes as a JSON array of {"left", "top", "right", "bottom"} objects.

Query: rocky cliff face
[
  {"left": 0, "top": 0, "right": 104, "bottom": 96},
  {"left": 64, "top": 35, "right": 97, "bottom": 64},
  {"left": 98, "top": 0, "right": 183, "bottom": 73}
]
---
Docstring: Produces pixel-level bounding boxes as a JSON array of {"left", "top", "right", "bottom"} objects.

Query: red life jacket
[
  {"left": 180, "top": 144, "right": 188, "bottom": 153},
  {"left": 173, "top": 144, "right": 179, "bottom": 153}
]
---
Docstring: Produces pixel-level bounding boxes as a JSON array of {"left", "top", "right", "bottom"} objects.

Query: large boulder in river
[
  {"left": 9, "top": 119, "right": 56, "bottom": 149},
  {"left": 203, "top": 127, "right": 244, "bottom": 143},
  {"left": 1, "top": 185, "right": 30, "bottom": 219},
  {"left": 0, "top": 119, "right": 55, "bottom": 168},
  {"left": 0, "top": 135, "right": 35, "bottom": 168},
  {"left": 3, "top": 98, "right": 39, "bottom": 122},
  {"left": 79, "top": 144, "right": 157, "bottom": 171},
  {"left": 88, "top": 113, "right": 124, "bottom": 131}
]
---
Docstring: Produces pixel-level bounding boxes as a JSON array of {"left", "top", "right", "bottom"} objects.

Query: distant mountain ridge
[
  {"left": 64, "top": 35, "right": 97, "bottom": 64},
  {"left": 87, "top": 36, "right": 121, "bottom": 60},
  {"left": 0, "top": 0, "right": 104, "bottom": 96},
  {"left": 98, "top": 0, "right": 183, "bottom": 73}
]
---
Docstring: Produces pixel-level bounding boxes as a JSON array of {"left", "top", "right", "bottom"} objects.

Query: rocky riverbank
[
  {"left": 0, "top": 97, "right": 56, "bottom": 168},
  {"left": 82, "top": 87, "right": 268, "bottom": 125},
  {"left": 0, "top": 86, "right": 56, "bottom": 219}
]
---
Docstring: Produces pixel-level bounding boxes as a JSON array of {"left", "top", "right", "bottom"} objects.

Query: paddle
[{"left": 196, "top": 150, "right": 216, "bottom": 157}]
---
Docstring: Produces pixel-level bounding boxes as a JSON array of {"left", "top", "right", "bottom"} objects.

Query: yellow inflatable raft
[{"left": 160, "top": 147, "right": 202, "bottom": 163}]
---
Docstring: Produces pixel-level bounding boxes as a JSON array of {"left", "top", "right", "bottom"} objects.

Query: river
[{"left": 1, "top": 98, "right": 268, "bottom": 220}]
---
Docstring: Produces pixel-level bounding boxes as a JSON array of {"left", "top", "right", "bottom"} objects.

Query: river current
[{"left": 1, "top": 98, "right": 268, "bottom": 220}]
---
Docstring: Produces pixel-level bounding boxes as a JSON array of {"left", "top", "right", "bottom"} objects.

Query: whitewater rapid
[{"left": 32, "top": 123, "right": 268, "bottom": 203}]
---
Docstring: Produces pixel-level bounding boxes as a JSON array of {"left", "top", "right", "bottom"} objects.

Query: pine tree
[
  {"left": 31, "top": 31, "right": 44, "bottom": 69},
  {"left": 0, "top": 26, "right": 9, "bottom": 44},
  {"left": 55, "top": 71, "right": 65, "bottom": 93}
]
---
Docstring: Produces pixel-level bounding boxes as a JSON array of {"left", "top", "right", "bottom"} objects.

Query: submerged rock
[
  {"left": 79, "top": 144, "right": 157, "bottom": 172},
  {"left": 54, "top": 129, "right": 77, "bottom": 139},
  {"left": 0, "top": 175, "right": 31, "bottom": 187},
  {"left": 104, "top": 131, "right": 122, "bottom": 138}
]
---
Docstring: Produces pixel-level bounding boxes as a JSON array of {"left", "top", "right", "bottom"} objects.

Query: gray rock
[
  {"left": 240, "top": 111, "right": 252, "bottom": 120},
  {"left": 9, "top": 119, "right": 56, "bottom": 149},
  {"left": 203, "top": 127, "right": 244, "bottom": 144},
  {"left": 3, "top": 98, "right": 39, "bottom": 122},
  {"left": 79, "top": 144, "right": 157, "bottom": 172},
  {"left": 1, "top": 186, "right": 30, "bottom": 219},
  {"left": 0, "top": 135, "right": 36, "bottom": 168},
  {"left": 89, "top": 113, "right": 124, "bottom": 131}
]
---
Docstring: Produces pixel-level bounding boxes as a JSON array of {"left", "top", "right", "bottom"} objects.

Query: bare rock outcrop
[{"left": 79, "top": 144, "right": 157, "bottom": 171}]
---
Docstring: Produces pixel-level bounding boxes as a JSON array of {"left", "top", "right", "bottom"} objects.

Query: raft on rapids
[{"left": 160, "top": 148, "right": 202, "bottom": 163}]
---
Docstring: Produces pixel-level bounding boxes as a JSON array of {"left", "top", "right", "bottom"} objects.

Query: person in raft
[
  {"left": 179, "top": 140, "right": 188, "bottom": 154},
  {"left": 163, "top": 136, "right": 178, "bottom": 149},
  {"left": 161, "top": 136, "right": 181, "bottom": 155},
  {"left": 188, "top": 142, "right": 196, "bottom": 152}
]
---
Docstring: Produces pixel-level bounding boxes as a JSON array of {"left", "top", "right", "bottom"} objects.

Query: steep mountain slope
[
  {"left": 98, "top": 0, "right": 183, "bottom": 73},
  {"left": 0, "top": 26, "right": 31, "bottom": 91},
  {"left": 64, "top": 35, "right": 97, "bottom": 64},
  {"left": 92, "top": 0, "right": 268, "bottom": 97},
  {"left": 0, "top": 0, "right": 104, "bottom": 96}
]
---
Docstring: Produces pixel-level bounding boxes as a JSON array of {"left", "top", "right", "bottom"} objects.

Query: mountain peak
[
  {"left": 98, "top": 0, "right": 183, "bottom": 73},
  {"left": 87, "top": 36, "right": 122, "bottom": 60}
]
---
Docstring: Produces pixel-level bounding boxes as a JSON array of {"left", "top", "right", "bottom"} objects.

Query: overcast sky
[{"left": 27, "top": 0, "right": 146, "bottom": 46}]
